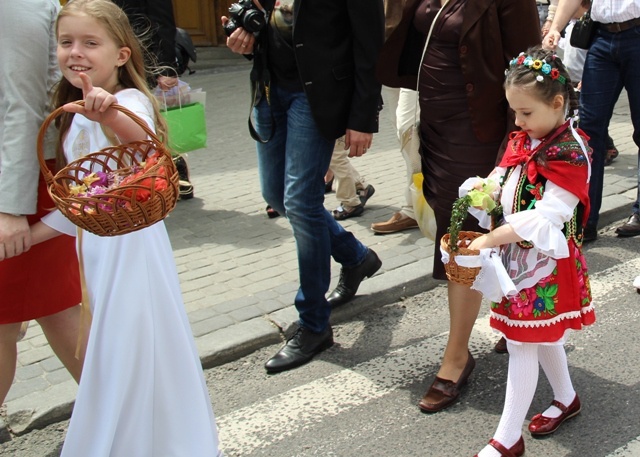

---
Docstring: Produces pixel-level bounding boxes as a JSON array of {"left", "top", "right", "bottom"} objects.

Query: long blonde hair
[{"left": 52, "top": 0, "right": 167, "bottom": 166}]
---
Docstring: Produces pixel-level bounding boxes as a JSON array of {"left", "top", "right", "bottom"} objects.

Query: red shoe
[
  {"left": 528, "top": 395, "right": 581, "bottom": 437},
  {"left": 473, "top": 436, "right": 525, "bottom": 457}
]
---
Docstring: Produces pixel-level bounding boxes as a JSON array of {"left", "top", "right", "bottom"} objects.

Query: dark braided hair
[{"left": 504, "top": 45, "right": 579, "bottom": 117}]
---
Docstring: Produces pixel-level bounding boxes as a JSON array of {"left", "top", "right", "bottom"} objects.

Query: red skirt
[
  {"left": 489, "top": 240, "right": 595, "bottom": 343},
  {"left": 0, "top": 163, "right": 81, "bottom": 324}
]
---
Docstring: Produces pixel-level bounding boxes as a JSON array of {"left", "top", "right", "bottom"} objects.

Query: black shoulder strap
[{"left": 247, "top": 13, "right": 275, "bottom": 144}]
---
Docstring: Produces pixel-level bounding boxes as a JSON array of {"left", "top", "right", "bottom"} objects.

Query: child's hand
[
  {"left": 468, "top": 234, "right": 492, "bottom": 251},
  {"left": 30, "top": 221, "right": 61, "bottom": 246},
  {"left": 63, "top": 73, "right": 118, "bottom": 124}
]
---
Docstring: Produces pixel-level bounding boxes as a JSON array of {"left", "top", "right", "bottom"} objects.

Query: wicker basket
[
  {"left": 440, "top": 231, "right": 483, "bottom": 286},
  {"left": 37, "top": 102, "right": 179, "bottom": 236}
]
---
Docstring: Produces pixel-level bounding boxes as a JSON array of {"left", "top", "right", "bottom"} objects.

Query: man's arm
[{"left": 344, "top": 0, "right": 385, "bottom": 157}]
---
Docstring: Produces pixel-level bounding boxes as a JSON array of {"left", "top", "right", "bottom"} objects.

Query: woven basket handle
[{"left": 37, "top": 101, "right": 165, "bottom": 185}]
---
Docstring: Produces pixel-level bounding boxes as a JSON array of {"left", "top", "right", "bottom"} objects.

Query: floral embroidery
[
  {"left": 525, "top": 182, "right": 544, "bottom": 208},
  {"left": 493, "top": 271, "right": 558, "bottom": 318},
  {"left": 574, "top": 244, "right": 592, "bottom": 305}
]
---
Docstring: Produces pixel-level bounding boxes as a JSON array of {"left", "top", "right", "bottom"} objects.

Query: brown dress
[{"left": 414, "top": 0, "right": 502, "bottom": 279}]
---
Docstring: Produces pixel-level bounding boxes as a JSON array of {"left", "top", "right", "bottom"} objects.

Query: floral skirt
[{"left": 489, "top": 241, "right": 595, "bottom": 343}]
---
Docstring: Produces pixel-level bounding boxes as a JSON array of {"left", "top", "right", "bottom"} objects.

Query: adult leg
[
  {"left": 418, "top": 282, "right": 482, "bottom": 412},
  {"left": 438, "top": 283, "right": 481, "bottom": 381},
  {"left": 371, "top": 87, "right": 420, "bottom": 233},
  {"left": 397, "top": 89, "right": 421, "bottom": 221},
  {"left": 615, "top": 26, "right": 640, "bottom": 234},
  {"left": 0, "top": 323, "right": 22, "bottom": 405},
  {"left": 477, "top": 342, "right": 539, "bottom": 457},
  {"left": 330, "top": 140, "right": 369, "bottom": 218},
  {"left": 255, "top": 88, "right": 334, "bottom": 329},
  {"left": 254, "top": 89, "right": 290, "bottom": 217},
  {"left": 580, "top": 31, "right": 625, "bottom": 232},
  {"left": 37, "top": 305, "right": 86, "bottom": 383}
]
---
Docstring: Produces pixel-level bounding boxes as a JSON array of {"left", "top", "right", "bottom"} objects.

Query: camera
[{"left": 223, "top": 0, "right": 266, "bottom": 37}]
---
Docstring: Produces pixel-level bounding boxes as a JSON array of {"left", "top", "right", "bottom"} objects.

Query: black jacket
[{"left": 254, "top": 0, "right": 384, "bottom": 140}]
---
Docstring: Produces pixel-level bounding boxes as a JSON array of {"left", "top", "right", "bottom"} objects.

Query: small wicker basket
[
  {"left": 440, "top": 231, "right": 483, "bottom": 286},
  {"left": 37, "top": 102, "right": 179, "bottom": 236}
]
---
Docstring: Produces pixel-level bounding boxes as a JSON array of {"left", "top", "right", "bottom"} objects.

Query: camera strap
[{"left": 248, "top": 23, "right": 275, "bottom": 144}]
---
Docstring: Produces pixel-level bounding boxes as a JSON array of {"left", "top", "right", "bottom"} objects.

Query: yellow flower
[
  {"left": 82, "top": 172, "right": 100, "bottom": 187},
  {"left": 532, "top": 60, "right": 543, "bottom": 70},
  {"left": 69, "top": 183, "right": 87, "bottom": 196}
]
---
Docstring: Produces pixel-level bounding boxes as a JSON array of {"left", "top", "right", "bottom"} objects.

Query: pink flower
[{"left": 512, "top": 290, "right": 534, "bottom": 317}]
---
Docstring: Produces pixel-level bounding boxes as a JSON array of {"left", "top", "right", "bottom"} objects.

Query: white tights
[{"left": 477, "top": 341, "right": 576, "bottom": 457}]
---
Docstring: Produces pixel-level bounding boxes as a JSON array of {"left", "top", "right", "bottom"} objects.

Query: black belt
[{"left": 599, "top": 17, "right": 640, "bottom": 33}]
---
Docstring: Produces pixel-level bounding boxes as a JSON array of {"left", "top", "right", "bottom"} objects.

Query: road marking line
[{"left": 217, "top": 257, "right": 640, "bottom": 455}]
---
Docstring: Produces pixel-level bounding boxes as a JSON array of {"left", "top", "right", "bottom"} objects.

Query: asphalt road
[{"left": 1, "top": 217, "right": 639, "bottom": 457}]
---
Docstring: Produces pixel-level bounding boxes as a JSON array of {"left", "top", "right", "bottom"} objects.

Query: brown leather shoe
[
  {"left": 615, "top": 213, "right": 640, "bottom": 237},
  {"left": 371, "top": 212, "right": 418, "bottom": 234},
  {"left": 528, "top": 395, "right": 581, "bottom": 437},
  {"left": 494, "top": 337, "right": 508, "bottom": 354},
  {"left": 418, "top": 351, "right": 475, "bottom": 413}
]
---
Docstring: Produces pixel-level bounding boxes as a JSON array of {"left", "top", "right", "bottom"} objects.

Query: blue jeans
[
  {"left": 254, "top": 85, "right": 368, "bottom": 333},
  {"left": 581, "top": 25, "right": 640, "bottom": 226}
]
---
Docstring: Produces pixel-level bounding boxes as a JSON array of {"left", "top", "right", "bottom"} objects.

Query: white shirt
[{"left": 592, "top": 0, "right": 640, "bottom": 23}]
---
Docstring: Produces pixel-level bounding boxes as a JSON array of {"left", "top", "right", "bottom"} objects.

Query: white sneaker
[{"left": 634, "top": 275, "right": 640, "bottom": 293}]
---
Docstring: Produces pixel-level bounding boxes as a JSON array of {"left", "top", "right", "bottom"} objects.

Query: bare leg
[
  {"left": 418, "top": 282, "right": 482, "bottom": 411},
  {"left": 37, "top": 305, "right": 87, "bottom": 383},
  {"left": 437, "top": 281, "right": 482, "bottom": 381},
  {"left": 0, "top": 323, "right": 22, "bottom": 405}
]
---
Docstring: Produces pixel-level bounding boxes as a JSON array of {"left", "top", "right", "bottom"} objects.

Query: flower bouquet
[
  {"left": 440, "top": 179, "right": 502, "bottom": 286},
  {"left": 37, "top": 102, "right": 179, "bottom": 236}
]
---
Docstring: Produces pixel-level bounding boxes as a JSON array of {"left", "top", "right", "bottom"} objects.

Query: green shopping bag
[{"left": 161, "top": 99, "right": 207, "bottom": 153}]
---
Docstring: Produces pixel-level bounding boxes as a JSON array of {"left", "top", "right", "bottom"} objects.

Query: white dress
[{"left": 43, "top": 90, "right": 222, "bottom": 457}]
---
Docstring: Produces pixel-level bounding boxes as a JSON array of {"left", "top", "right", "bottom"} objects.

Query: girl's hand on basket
[
  {"left": 468, "top": 234, "right": 492, "bottom": 251},
  {"left": 63, "top": 73, "right": 118, "bottom": 125},
  {"left": 64, "top": 73, "right": 146, "bottom": 143},
  {"left": 469, "top": 224, "right": 523, "bottom": 250}
]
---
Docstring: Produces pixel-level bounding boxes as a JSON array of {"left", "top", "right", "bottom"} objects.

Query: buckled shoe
[{"left": 528, "top": 395, "right": 581, "bottom": 437}]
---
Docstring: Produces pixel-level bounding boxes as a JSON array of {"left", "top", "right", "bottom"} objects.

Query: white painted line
[{"left": 216, "top": 256, "right": 640, "bottom": 455}]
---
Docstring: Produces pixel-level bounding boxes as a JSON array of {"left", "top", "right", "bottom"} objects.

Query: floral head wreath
[{"left": 507, "top": 52, "right": 567, "bottom": 85}]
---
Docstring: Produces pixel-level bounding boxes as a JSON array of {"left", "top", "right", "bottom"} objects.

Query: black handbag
[{"left": 570, "top": 8, "right": 597, "bottom": 50}]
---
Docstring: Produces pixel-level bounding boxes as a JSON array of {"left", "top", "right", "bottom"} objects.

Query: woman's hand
[{"left": 543, "top": 29, "right": 562, "bottom": 50}]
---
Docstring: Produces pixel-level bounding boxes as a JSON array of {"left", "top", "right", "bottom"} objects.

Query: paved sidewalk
[{"left": 1, "top": 48, "right": 637, "bottom": 439}]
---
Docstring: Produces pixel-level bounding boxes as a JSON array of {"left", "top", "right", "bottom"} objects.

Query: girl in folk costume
[
  {"left": 26, "top": 1, "right": 223, "bottom": 455},
  {"left": 463, "top": 46, "right": 595, "bottom": 457}
]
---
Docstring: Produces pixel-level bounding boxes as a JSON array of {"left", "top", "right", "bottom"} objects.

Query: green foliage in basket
[{"left": 448, "top": 183, "right": 503, "bottom": 252}]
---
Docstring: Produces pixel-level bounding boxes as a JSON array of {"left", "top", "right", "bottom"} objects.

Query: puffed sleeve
[
  {"left": 41, "top": 210, "right": 77, "bottom": 237},
  {"left": 505, "top": 180, "right": 579, "bottom": 259}
]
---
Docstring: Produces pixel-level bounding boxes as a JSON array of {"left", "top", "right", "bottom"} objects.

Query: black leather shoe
[
  {"left": 583, "top": 224, "right": 597, "bottom": 243},
  {"left": 327, "top": 249, "right": 382, "bottom": 307},
  {"left": 264, "top": 326, "right": 334, "bottom": 373},
  {"left": 616, "top": 213, "right": 640, "bottom": 237}
]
